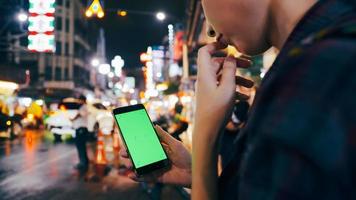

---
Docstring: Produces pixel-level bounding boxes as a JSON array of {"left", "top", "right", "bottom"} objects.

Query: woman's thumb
[
  {"left": 220, "top": 55, "right": 237, "bottom": 89},
  {"left": 155, "top": 125, "right": 176, "bottom": 145}
]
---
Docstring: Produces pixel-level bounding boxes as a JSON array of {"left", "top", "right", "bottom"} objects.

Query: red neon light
[
  {"left": 29, "top": 13, "right": 39, "bottom": 17},
  {"left": 44, "top": 13, "right": 54, "bottom": 17}
]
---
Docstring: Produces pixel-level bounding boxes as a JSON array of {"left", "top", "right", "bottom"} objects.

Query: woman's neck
[{"left": 268, "top": 0, "right": 318, "bottom": 50}]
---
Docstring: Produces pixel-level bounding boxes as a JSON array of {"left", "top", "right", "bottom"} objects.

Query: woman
[{"left": 121, "top": 0, "right": 356, "bottom": 199}]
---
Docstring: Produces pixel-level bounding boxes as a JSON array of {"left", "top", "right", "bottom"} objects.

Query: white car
[{"left": 46, "top": 98, "right": 114, "bottom": 140}]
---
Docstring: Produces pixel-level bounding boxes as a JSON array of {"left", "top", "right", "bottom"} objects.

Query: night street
[{"left": 0, "top": 130, "right": 188, "bottom": 200}]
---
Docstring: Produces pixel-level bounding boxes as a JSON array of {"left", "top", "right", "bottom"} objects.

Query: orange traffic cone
[
  {"left": 112, "top": 131, "right": 121, "bottom": 169},
  {"left": 113, "top": 132, "right": 120, "bottom": 152},
  {"left": 95, "top": 130, "right": 107, "bottom": 165},
  {"left": 94, "top": 130, "right": 110, "bottom": 177}
]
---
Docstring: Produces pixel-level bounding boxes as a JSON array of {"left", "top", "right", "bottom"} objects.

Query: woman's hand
[
  {"left": 192, "top": 42, "right": 252, "bottom": 200},
  {"left": 120, "top": 125, "right": 192, "bottom": 188},
  {"left": 194, "top": 42, "right": 253, "bottom": 142}
]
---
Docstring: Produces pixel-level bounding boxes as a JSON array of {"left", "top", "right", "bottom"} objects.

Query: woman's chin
[{"left": 232, "top": 41, "right": 269, "bottom": 56}]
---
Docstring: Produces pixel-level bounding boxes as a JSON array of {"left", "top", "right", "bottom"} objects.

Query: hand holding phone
[
  {"left": 113, "top": 104, "right": 170, "bottom": 176},
  {"left": 120, "top": 125, "right": 192, "bottom": 187}
]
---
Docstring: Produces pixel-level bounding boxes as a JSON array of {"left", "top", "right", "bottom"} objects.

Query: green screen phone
[{"left": 113, "top": 104, "right": 170, "bottom": 175}]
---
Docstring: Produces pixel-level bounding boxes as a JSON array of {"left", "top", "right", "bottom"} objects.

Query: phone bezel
[{"left": 113, "top": 104, "right": 170, "bottom": 176}]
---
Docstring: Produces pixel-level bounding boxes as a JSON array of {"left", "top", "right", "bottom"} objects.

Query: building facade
[
  {"left": 43, "top": 0, "right": 98, "bottom": 90},
  {"left": 1, "top": 0, "right": 105, "bottom": 101}
]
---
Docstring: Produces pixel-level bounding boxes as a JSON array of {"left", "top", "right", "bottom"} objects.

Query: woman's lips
[
  {"left": 217, "top": 35, "right": 242, "bottom": 52},
  {"left": 217, "top": 34, "right": 229, "bottom": 47}
]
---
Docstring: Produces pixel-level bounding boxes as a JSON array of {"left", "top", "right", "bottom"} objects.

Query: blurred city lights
[
  {"left": 28, "top": 0, "right": 56, "bottom": 52},
  {"left": 19, "top": 97, "right": 32, "bottom": 107},
  {"left": 17, "top": 12, "right": 28, "bottom": 22},
  {"left": 140, "top": 53, "right": 152, "bottom": 62},
  {"left": 156, "top": 83, "right": 168, "bottom": 91},
  {"left": 111, "top": 55, "right": 124, "bottom": 77},
  {"left": 85, "top": 10, "right": 93, "bottom": 17},
  {"left": 35, "top": 99, "right": 44, "bottom": 106},
  {"left": 181, "top": 96, "right": 192, "bottom": 104},
  {"left": 6, "top": 120, "right": 12, "bottom": 126},
  {"left": 0, "top": 80, "right": 19, "bottom": 90},
  {"left": 102, "top": 101, "right": 111, "bottom": 107},
  {"left": 98, "top": 64, "right": 111, "bottom": 75},
  {"left": 130, "top": 99, "right": 138, "bottom": 105},
  {"left": 156, "top": 12, "right": 166, "bottom": 21},
  {"left": 97, "top": 11, "right": 105, "bottom": 18},
  {"left": 108, "top": 72, "right": 114, "bottom": 78},
  {"left": 85, "top": 0, "right": 105, "bottom": 18},
  {"left": 91, "top": 58, "right": 100, "bottom": 67},
  {"left": 117, "top": 10, "right": 127, "bottom": 17}
]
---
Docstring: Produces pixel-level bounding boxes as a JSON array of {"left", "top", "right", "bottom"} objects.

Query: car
[
  {"left": 0, "top": 114, "right": 23, "bottom": 139},
  {"left": 46, "top": 98, "right": 114, "bottom": 141}
]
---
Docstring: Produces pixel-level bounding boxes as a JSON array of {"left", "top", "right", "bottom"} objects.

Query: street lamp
[
  {"left": 91, "top": 58, "right": 100, "bottom": 67},
  {"left": 117, "top": 10, "right": 127, "bottom": 17},
  {"left": 111, "top": 55, "right": 124, "bottom": 77},
  {"left": 85, "top": 0, "right": 105, "bottom": 19},
  {"left": 108, "top": 72, "right": 114, "bottom": 78},
  {"left": 98, "top": 64, "right": 111, "bottom": 75},
  {"left": 156, "top": 12, "right": 166, "bottom": 21},
  {"left": 17, "top": 12, "right": 28, "bottom": 22}
]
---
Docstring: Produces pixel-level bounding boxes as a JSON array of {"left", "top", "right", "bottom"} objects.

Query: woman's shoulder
[{"left": 287, "top": 18, "right": 356, "bottom": 72}]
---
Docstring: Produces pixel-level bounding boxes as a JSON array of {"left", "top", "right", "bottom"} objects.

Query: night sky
[{"left": 96, "top": 0, "right": 187, "bottom": 68}]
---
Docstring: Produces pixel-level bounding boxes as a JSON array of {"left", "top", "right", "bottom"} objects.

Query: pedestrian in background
[
  {"left": 170, "top": 101, "right": 189, "bottom": 141},
  {"left": 73, "top": 95, "right": 89, "bottom": 172}
]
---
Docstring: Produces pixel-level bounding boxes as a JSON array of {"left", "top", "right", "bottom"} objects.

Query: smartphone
[{"left": 113, "top": 104, "right": 170, "bottom": 176}]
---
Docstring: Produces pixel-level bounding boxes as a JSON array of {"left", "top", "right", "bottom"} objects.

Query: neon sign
[{"left": 28, "top": 0, "right": 56, "bottom": 52}]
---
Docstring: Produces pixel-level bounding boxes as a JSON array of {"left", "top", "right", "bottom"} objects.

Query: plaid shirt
[{"left": 219, "top": 1, "right": 356, "bottom": 199}]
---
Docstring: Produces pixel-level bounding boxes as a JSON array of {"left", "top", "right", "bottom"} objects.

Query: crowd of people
[{"left": 119, "top": 0, "right": 356, "bottom": 199}]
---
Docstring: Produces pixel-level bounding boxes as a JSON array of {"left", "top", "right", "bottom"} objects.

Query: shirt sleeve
[
  {"left": 237, "top": 38, "right": 356, "bottom": 199},
  {"left": 79, "top": 104, "right": 88, "bottom": 117}
]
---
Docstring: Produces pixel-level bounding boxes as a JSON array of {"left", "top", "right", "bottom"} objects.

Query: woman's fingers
[
  {"left": 119, "top": 147, "right": 129, "bottom": 158},
  {"left": 119, "top": 147, "right": 133, "bottom": 169},
  {"left": 128, "top": 171, "right": 161, "bottom": 183},
  {"left": 236, "top": 92, "right": 250, "bottom": 101},
  {"left": 197, "top": 42, "right": 229, "bottom": 78},
  {"left": 127, "top": 172, "right": 140, "bottom": 181},
  {"left": 121, "top": 156, "right": 133, "bottom": 169},
  {"left": 198, "top": 42, "right": 227, "bottom": 62},
  {"left": 213, "top": 56, "right": 252, "bottom": 73},
  {"left": 235, "top": 57, "right": 252, "bottom": 68},
  {"left": 155, "top": 125, "right": 178, "bottom": 146},
  {"left": 217, "top": 74, "right": 254, "bottom": 89},
  {"left": 161, "top": 143, "right": 173, "bottom": 156},
  {"left": 235, "top": 76, "right": 254, "bottom": 88},
  {"left": 219, "top": 56, "right": 237, "bottom": 90}
]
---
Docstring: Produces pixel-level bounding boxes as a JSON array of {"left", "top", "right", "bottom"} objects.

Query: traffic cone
[
  {"left": 112, "top": 130, "right": 121, "bottom": 169},
  {"left": 113, "top": 132, "right": 120, "bottom": 152},
  {"left": 94, "top": 130, "right": 109, "bottom": 177},
  {"left": 95, "top": 130, "right": 107, "bottom": 165}
]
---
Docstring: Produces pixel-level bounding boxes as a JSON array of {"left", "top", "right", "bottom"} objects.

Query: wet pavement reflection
[{"left": 0, "top": 130, "right": 187, "bottom": 200}]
